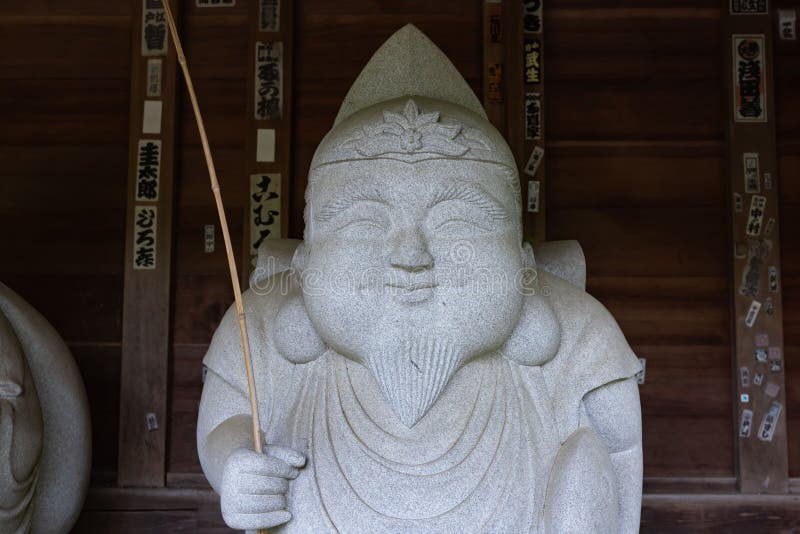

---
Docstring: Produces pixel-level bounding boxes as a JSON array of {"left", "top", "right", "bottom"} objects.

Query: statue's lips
[{"left": 385, "top": 281, "right": 437, "bottom": 304}]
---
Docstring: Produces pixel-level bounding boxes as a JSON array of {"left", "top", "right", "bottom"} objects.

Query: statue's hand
[{"left": 220, "top": 445, "right": 306, "bottom": 531}]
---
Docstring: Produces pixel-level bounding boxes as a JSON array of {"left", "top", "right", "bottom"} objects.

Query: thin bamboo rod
[{"left": 159, "top": 6, "right": 266, "bottom": 530}]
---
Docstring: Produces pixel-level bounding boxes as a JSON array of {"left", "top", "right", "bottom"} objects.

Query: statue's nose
[{"left": 389, "top": 227, "right": 434, "bottom": 272}]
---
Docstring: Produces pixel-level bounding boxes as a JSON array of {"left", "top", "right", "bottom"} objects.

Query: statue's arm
[
  {"left": 198, "top": 370, "right": 304, "bottom": 531},
  {"left": 583, "top": 377, "right": 643, "bottom": 533},
  {"left": 196, "top": 370, "right": 257, "bottom": 493}
]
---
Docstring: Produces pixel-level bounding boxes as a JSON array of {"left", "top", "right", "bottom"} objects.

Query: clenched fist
[{"left": 220, "top": 444, "right": 306, "bottom": 531}]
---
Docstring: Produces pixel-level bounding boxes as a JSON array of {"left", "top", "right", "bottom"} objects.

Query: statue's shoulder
[
  {"left": 538, "top": 270, "right": 621, "bottom": 346},
  {"left": 203, "top": 271, "right": 294, "bottom": 390},
  {"left": 535, "top": 271, "right": 640, "bottom": 437}
]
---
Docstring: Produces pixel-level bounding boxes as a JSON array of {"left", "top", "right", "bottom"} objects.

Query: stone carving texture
[
  {"left": 0, "top": 283, "right": 91, "bottom": 534},
  {"left": 199, "top": 25, "right": 642, "bottom": 533}
]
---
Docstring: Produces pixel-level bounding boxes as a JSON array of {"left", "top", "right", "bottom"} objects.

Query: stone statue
[
  {"left": 198, "top": 25, "right": 642, "bottom": 533},
  {"left": 0, "top": 282, "right": 91, "bottom": 534}
]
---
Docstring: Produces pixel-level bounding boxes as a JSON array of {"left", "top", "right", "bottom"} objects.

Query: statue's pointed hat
[
  {"left": 309, "top": 25, "right": 518, "bottom": 179},
  {"left": 333, "top": 24, "right": 487, "bottom": 126}
]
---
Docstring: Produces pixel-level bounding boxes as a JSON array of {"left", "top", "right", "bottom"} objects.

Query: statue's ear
[
  {"left": 502, "top": 242, "right": 560, "bottom": 366},
  {"left": 500, "top": 293, "right": 561, "bottom": 367},
  {"left": 272, "top": 289, "right": 327, "bottom": 365}
]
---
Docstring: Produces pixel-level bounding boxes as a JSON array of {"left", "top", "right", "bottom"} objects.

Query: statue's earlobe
[
  {"left": 501, "top": 294, "right": 560, "bottom": 366},
  {"left": 271, "top": 241, "right": 326, "bottom": 364},
  {"left": 272, "top": 290, "right": 327, "bottom": 365},
  {"left": 501, "top": 242, "right": 561, "bottom": 366}
]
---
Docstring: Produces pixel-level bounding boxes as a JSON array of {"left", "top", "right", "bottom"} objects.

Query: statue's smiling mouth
[{"left": 385, "top": 281, "right": 437, "bottom": 304}]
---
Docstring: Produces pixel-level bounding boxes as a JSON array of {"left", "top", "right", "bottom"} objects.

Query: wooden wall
[
  {"left": 544, "top": 2, "right": 732, "bottom": 477},
  {"left": 775, "top": 0, "right": 800, "bottom": 478},
  {"left": 0, "top": 0, "right": 132, "bottom": 478},
  {"left": 0, "top": 0, "right": 799, "bottom": 531},
  {"left": 169, "top": 1, "right": 249, "bottom": 476}
]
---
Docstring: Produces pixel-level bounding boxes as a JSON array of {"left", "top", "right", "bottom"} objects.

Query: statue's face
[{"left": 302, "top": 158, "right": 524, "bottom": 426}]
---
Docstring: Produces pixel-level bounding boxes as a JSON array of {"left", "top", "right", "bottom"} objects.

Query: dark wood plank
[
  {"left": 72, "top": 510, "right": 195, "bottom": 533},
  {"left": 168, "top": 344, "right": 207, "bottom": 474},
  {"left": 178, "top": 78, "right": 247, "bottom": 149},
  {"left": 0, "top": 1, "right": 132, "bottom": 16},
  {"left": 548, "top": 207, "right": 728, "bottom": 277},
  {"left": 641, "top": 493, "right": 800, "bottom": 533},
  {"left": 635, "top": 346, "right": 731, "bottom": 417},
  {"left": 548, "top": 153, "right": 725, "bottom": 209},
  {"left": 183, "top": 14, "right": 248, "bottom": 79},
  {"left": 72, "top": 344, "right": 121, "bottom": 474},
  {"left": 178, "top": 147, "right": 247, "bottom": 207},
  {"left": 118, "top": 0, "right": 182, "bottom": 488},
  {"left": 0, "top": 79, "right": 130, "bottom": 145},
  {"left": 241, "top": 0, "right": 295, "bottom": 280},
  {"left": 0, "top": 276, "right": 123, "bottom": 342},
  {"left": 0, "top": 21, "right": 130, "bottom": 79},
  {"left": 544, "top": 9, "right": 721, "bottom": 142},
  {"left": 75, "top": 485, "right": 800, "bottom": 532},
  {"left": 589, "top": 276, "right": 730, "bottom": 346},
  {"left": 172, "top": 275, "right": 234, "bottom": 345},
  {"left": 774, "top": 48, "right": 800, "bottom": 141},
  {"left": 722, "top": 9, "right": 789, "bottom": 493},
  {"left": 643, "top": 415, "right": 733, "bottom": 476},
  {"left": 76, "top": 485, "right": 800, "bottom": 533}
]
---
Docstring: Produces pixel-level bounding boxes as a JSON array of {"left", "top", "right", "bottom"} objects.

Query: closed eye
[
  {"left": 336, "top": 218, "right": 386, "bottom": 232},
  {"left": 434, "top": 218, "right": 492, "bottom": 232}
]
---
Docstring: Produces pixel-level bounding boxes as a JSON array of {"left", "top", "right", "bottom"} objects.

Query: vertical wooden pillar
[
  {"left": 505, "top": 0, "right": 546, "bottom": 243},
  {"left": 723, "top": 1, "right": 788, "bottom": 493},
  {"left": 243, "top": 0, "right": 293, "bottom": 280},
  {"left": 118, "top": 0, "right": 180, "bottom": 487},
  {"left": 482, "top": 0, "right": 506, "bottom": 132}
]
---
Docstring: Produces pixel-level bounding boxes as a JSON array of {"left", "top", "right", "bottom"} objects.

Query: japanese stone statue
[
  {"left": 199, "top": 25, "right": 642, "bottom": 533},
  {"left": 0, "top": 282, "right": 91, "bottom": 533}
]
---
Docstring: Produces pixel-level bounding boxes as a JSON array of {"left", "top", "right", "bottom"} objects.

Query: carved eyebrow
[
  {"left": 427, "top": 183, "right": 509, "bottom": 221},
  {"left": 315, "top": 186, "right": 389, "bottom": 222}
]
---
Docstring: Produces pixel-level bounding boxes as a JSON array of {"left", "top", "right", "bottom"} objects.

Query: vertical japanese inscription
[
  {"left": 255, "top": 42, "right": 283, "bottom": 120},
  {"left": 746, "top": 195, "right": 767, "bottom": 236},
  {"left": 146, "top": 59, "right": 163, "bottom": 97},
  {"left": 259, "top": 0, "right": 280, "bottom": 32},
  {"left": 731, "top": 0, "right": 768, "bottom": 14},
  {"left": 136, "top": 140, "right": 161, "bottom": 202},
  {"left": 250, "top": 174, "right": 281, "bottom": 253},
  {"left": 733, "top": 35, "right": 767, "bottom": 122},
  {"left": 133, "top": 206, "right": 158, "bottom": 270},
  {"left": 524, "top": 39, "right": 541, "bottom": 84},
  {"left": 522, "top": 0, "right": 542, "bottom": 33},
  {"left": 743, "top": 152, "right": 760, "bottom": 193},
  {"left": 141, "top": 0, "right": 168, "bottom": 57},
  {"left": 525, "top": 93, "right": 542, "bottom": 140}
]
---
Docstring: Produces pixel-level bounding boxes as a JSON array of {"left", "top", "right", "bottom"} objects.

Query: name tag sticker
[
  {"left": 740, "top": 409, "right": 753, "bottom": 437},
  {"left": 757, "top": 402, "right": 782, "bottom": 442},
  {"left": 744, "top": 300, "right": 761, "bottom": 327},
  {"left": 142, "top": 100, "right": 163, "bottom": 134},
  {"left": 257, "top": 128, "right": 276, "bottom": 162}
]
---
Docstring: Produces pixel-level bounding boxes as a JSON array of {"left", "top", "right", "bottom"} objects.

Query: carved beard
[{"left": 364, "top": 334, "right": 462, "bottom": 428}]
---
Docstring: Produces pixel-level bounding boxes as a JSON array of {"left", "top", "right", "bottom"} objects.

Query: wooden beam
[
  {"left": 243, "top": 0, "right": 293, "bottom": 281},
  {"left": 505, "top": 0, "right": 546, "bottom": 243},
  {"left": 482, "top": 0, "right": 506, "bottom": 132},
  {"left": 722, "top": 0, "right": 789, "bottom": 493},
  {"left": 118, "top": 0, "right": 181, "bottom": 487},
  {"left": 77, "top": 484, "right": 800, "bottom": 532}
]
